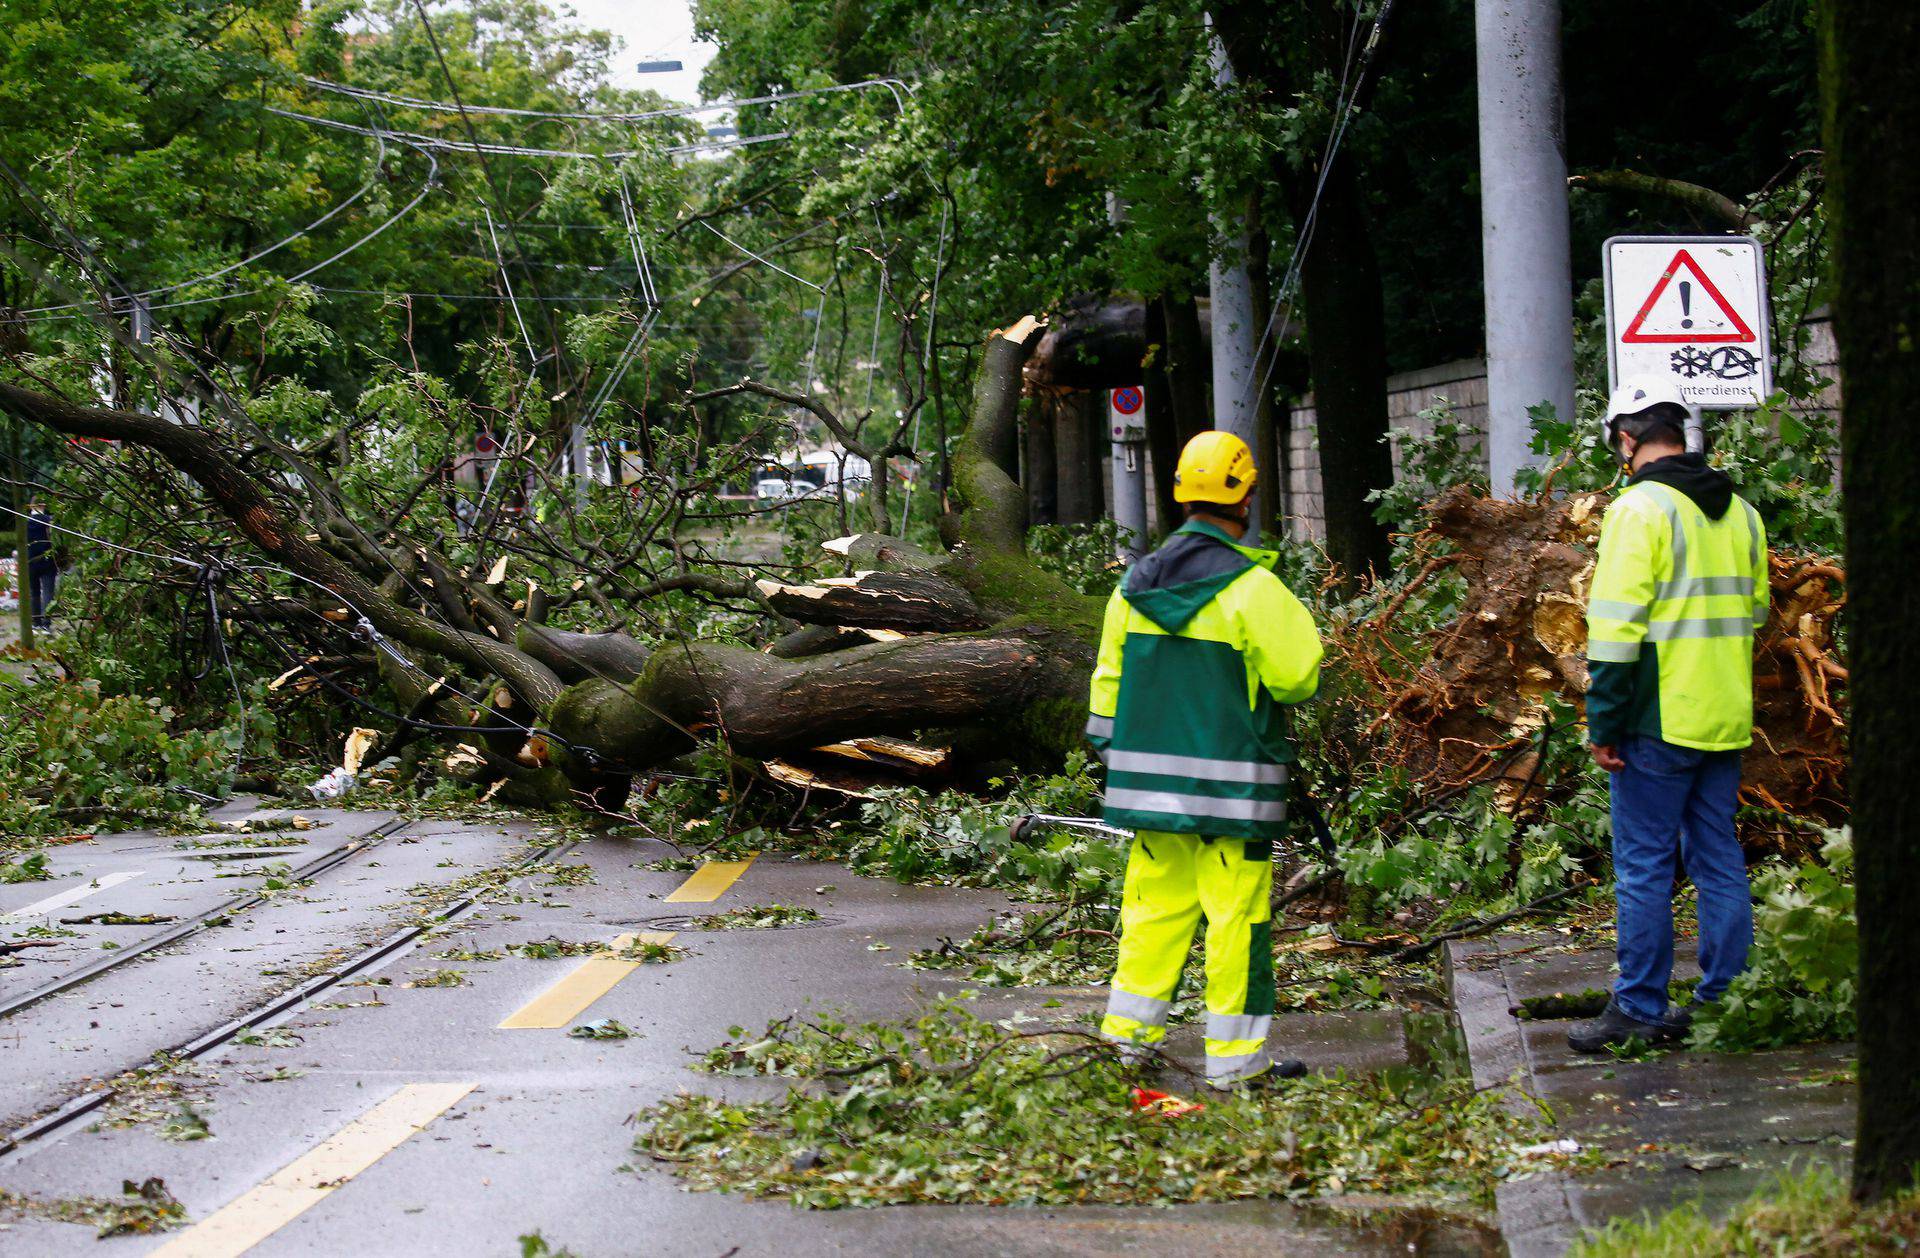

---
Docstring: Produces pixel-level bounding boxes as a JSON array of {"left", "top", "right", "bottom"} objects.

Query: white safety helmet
[{"left": 1603, "top": 375, "right": 1687, "bottom": 451}]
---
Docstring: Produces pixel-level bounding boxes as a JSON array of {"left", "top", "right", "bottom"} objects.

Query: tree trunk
[
  {"left": 1824, "top": 0, "right": 1920, "bottom": 1205},
  {"left": 1082, "top": 391, "right": 1108, "bottom": 520},
  {"left": 1293, "top": 150, "right": 1395, "bottom": 583},
  {"left": 1143, "top": 297, "right": 1182, "bottom": 532},
  {"left": 1024, "top": 396, "right": 1058, "bottom": 526},
  {"left": 1053, "top": 391, "right": 1101, "bottom": 525},
  {"left": 1162, "top": 293, "right": 1211, "bottom": 448},
  {"left": 1025, "top": 295, "right": 1149, "bottom": 391},
  {"left": 1246, "top": 213, "right": 1283, "bottom": 541}
]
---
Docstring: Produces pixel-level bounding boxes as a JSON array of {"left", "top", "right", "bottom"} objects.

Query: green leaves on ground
[
  {"left": 0, "top": 851, "right": 51, "bottom": 882},
  {"left": 403, "top": 969, "right": 470, "bottom": 989},
  {"left": 1690, "top": 830, "right": 1856, "bottom": 1052},
  {"left": 700, "top": 904, "right": 822, "bottom": 930},
  {"left": 509, "top": 936, "right": 687, "bottom": 962},
  {"left": 0, "top": 1177, "right": 186, "bottom": 1238},
  {"left": 848, "top": 756, "right": 1115, "bottom": 901},
  {"left": 641, "top": 1002, "right": 1546, "bottom": 1209},
  {"left": 568, "top": 1019, "right": 636, "bottom": 1040}
]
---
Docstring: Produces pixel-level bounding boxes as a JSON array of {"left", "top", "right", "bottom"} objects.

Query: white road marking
[{"left": 0, "top": 869, "right": 144, "bottom": 921}]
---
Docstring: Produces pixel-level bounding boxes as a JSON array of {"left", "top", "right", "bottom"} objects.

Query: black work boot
[
  {"left": 1212, "top": 1056, "right": 1308, "bottom": 1091},
  {"left": 1566, "top": 1000, "right": 1675, "bottom": 1054},
  {"left": 1661, "top": 1004, "right": 1695, "bottom": 1036}
]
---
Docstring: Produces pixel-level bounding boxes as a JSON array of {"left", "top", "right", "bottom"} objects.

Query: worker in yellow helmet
[
  {"left": 1571, "top": 376, "right": 1767, "bottom": 1054},
  {"left": 1086, "top": 431, "right": 1324, "bottom": 1088}
]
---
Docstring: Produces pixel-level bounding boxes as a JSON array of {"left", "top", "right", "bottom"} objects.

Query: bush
[
  {"left": 1025, "top": 520, "right": 1126, "bottom": 596},
  {"left": 0, "top": 675, "right": 243, "bottom": 837},
  {"left": 1689, "top": 830, "right": 1856, "bottom": 1052}
]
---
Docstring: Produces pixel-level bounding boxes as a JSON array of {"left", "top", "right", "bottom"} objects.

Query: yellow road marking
[
  {"left": 496, "top": 931, "right": 677, "bottom": 1030},
  {"left": 662, "top": 853, "right": 757, "bottom": 903},
  {"left": 149, "top": 1081, "right": 473, "bottom": 1258}
]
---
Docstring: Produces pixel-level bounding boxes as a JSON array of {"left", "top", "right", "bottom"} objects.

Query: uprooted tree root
[{"left": 1330, "top": 484, "right": 1846, "bottom": 855}]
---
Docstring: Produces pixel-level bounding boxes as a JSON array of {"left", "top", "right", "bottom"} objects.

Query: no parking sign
[{"left": 1109, "top": 385, "right": 1145, "bottom": 441}]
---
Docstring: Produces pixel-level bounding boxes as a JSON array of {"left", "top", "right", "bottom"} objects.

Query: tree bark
[
  {"left": 1053, "top": 391, "right": 1101, "bottom": 525},
  {"left": 1292, "top": 150, "right": 1395, "bottom": 582},
  {"left": 1024, "top": 396, "right": 1058, "bottom": 526},
  {"left": 1823, "top": 0, "right": 1920, "bottom": 1205},
  {"left": 1143, "top": 297, "right": 1182, "bottom": 532}
]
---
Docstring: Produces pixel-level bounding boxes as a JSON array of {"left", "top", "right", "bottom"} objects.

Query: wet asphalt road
[{"left": 0, "top": 806, "right": 1479, "bottom": 1257}]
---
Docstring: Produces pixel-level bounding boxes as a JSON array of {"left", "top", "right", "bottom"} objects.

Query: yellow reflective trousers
[{"left": 1100, "top": 830, "right": 1276, "bottom": 1086}]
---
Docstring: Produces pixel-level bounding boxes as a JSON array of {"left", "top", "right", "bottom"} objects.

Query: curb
[{"left": 1443, "top": 936, "right": 1583, "bottom": 1258}]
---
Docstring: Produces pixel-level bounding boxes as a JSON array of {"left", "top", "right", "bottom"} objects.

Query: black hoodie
[{"left": 1628, "top": 452, "right": 1735, "bottom": 520}]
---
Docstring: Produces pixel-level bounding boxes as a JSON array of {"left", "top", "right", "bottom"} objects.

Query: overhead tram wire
[
  {"left": 18, "top": 120, "right": 394, "bottom": 315},
  {"left": 12, "top": 132, "right": 443, "bottom": 324},
  {"left": 265, "top": 107, "right": 792, "bottom": 162},
  {"left": 301, "top": 74, "right": 912, "bottom": 124},
  {"left": 1233, "top": 0, "right": 1399, "bottom": 417}
]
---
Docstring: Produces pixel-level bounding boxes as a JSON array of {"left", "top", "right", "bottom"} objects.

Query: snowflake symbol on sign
[{"left": 1670, "top": 347, "right": 1713, "bottom": 379}]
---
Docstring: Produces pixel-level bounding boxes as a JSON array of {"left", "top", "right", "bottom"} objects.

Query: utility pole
[
  {"left": 1205, "top": 13, "right": 1265, "bottom": 531},
  {"left": 1474, "top": 0, "right": 1576, "bottom": 494}
]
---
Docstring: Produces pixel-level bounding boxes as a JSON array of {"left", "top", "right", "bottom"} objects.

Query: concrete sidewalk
[{"left": 1446, "top": 932, "right": 1855, "bottom": 1256}]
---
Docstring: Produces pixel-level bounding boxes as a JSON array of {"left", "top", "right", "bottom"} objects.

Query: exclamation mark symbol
[{"left": 1679, "top": 280, "right": 1693, "bottom": 329}]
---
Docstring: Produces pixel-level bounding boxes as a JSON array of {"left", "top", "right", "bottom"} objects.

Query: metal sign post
[
  {"left": 1604, "top": 236, "right": 1774, "bottom": 430},
  {"left": 1108, "top": 385, "right": 1149, "bottom": 563}
]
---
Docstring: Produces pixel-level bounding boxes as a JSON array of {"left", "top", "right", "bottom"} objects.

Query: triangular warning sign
[{"left": 1621, "top": 249, "right": 1757, "bottom": 344}]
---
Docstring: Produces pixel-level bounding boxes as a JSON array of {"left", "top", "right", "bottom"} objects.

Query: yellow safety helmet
[{"left": 1173, "top": 430, "right": 1257, "bottom": 505}]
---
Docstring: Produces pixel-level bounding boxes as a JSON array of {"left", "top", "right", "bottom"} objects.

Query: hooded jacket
[
  {"left": 1586, "top": 454, "right": 1769, "bottom": 751},
  {"left": 1086, "top": 520, "right": 1323, "bottom": 841}
]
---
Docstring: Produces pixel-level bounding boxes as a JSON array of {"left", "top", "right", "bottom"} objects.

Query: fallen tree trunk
[{"left": 2, "top": 318, "right": 1101, "bottom": 815}]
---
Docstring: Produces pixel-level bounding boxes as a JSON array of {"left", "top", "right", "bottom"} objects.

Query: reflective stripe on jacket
[
  {"left": 1087, "top": 520, "right": 1322, "bottom": 840},
  {"left": 1585, "top": 480, "right": 1768, "bottom": 751}
]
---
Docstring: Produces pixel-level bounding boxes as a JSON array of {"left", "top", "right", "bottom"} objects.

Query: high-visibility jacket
[
  {"left": 1087, "top": 520, "right": 1323, "bottom": 841},
  {"left": 1585, "top": 456, "right": 1769, "bottom": 752}
]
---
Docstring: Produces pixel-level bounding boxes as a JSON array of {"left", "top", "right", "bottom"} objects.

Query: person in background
[
  {"left": 1572, "top": 376, "right": 1767, "bottom": 1053},
  {"left": 25, "top": 500, "right": 55, "bottom": 632}
]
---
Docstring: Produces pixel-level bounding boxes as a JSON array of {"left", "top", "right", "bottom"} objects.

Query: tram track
[
  {"left": 0, "top": 832, "right": 579, "bottom": 1163},
  {"left": 0, "top": 817, "right": 413, "bottom": 1023}
]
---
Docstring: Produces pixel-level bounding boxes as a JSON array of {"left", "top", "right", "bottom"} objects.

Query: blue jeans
[{"left": 1610, "top": 735, "right": 1753, "bottom": 1023}]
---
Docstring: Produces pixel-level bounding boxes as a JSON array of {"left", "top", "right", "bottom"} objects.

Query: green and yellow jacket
[
  {"left": 1586, "top": 453, "right": 1769, "bottom": 752},
  {"left": 1087, "top": 520, "right": 1323, "bottom": 841}
]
